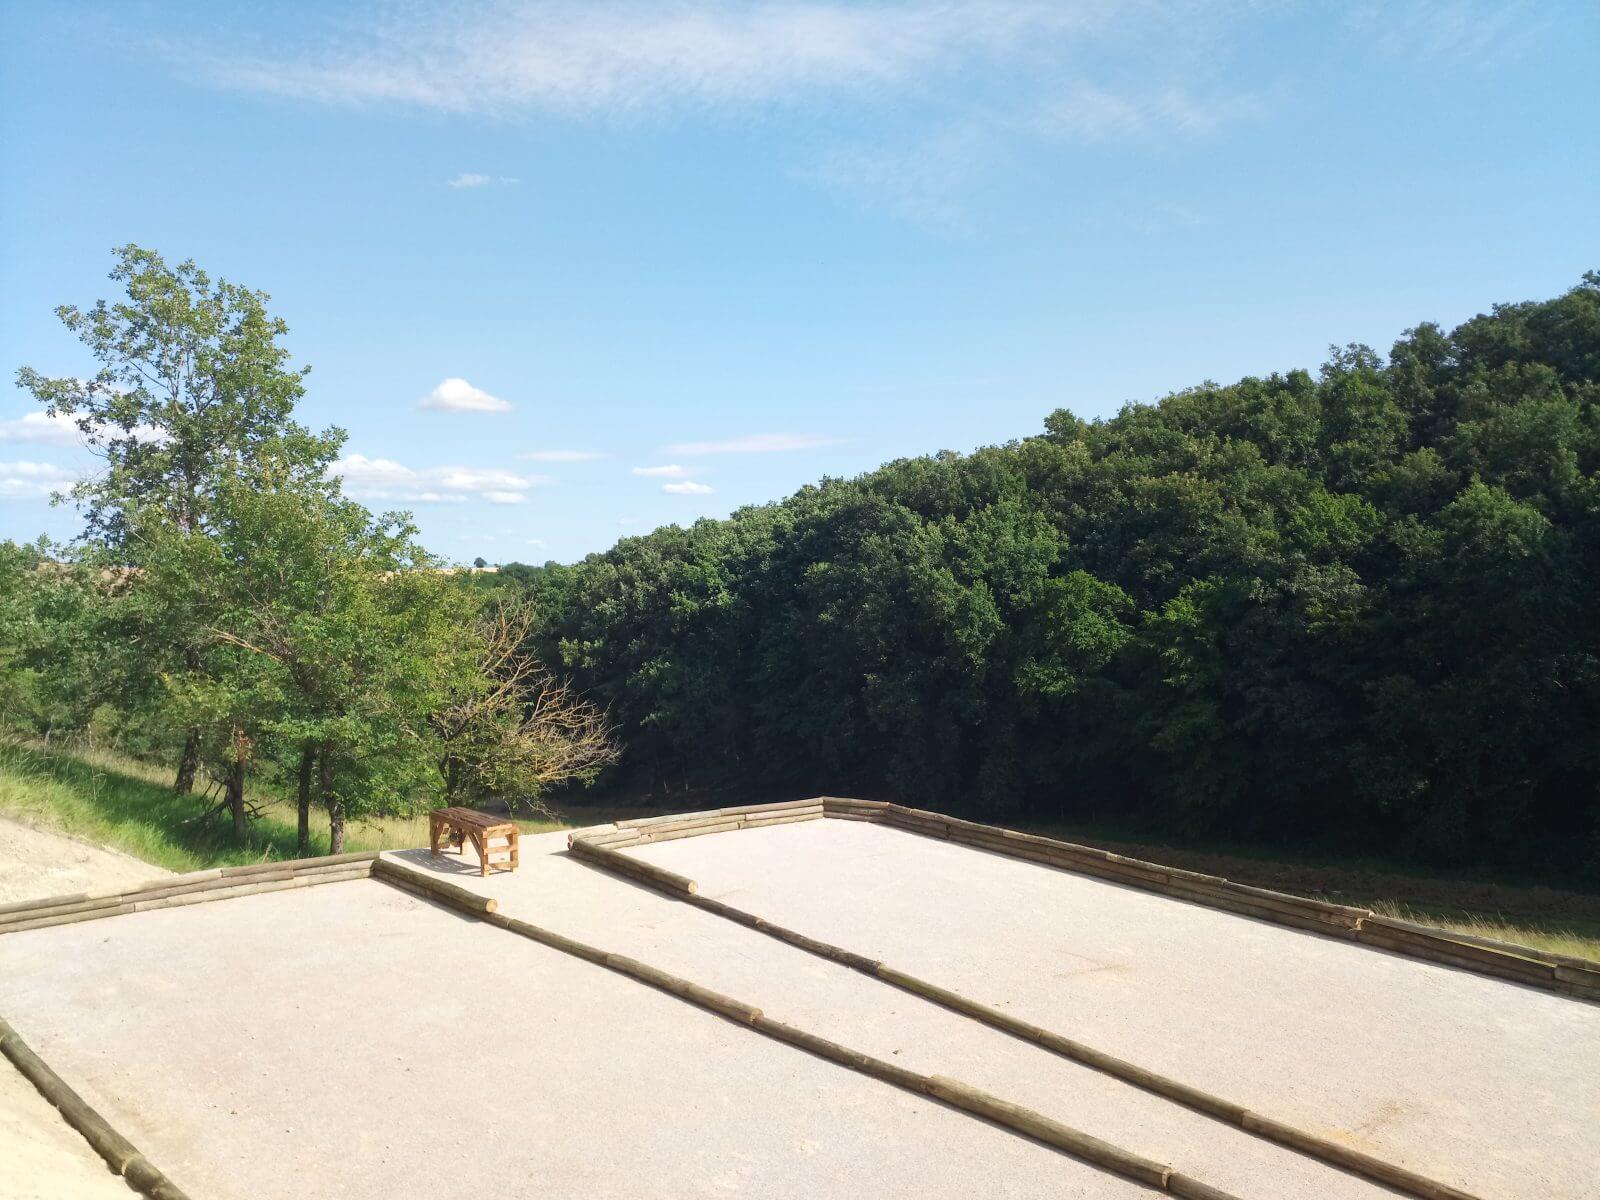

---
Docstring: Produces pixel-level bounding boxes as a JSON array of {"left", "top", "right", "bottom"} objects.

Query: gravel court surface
[
  {"left": 626, "top": 817, "right": 1600, "bottom": 1200},
  {"left": 0, "top": 876, "right": 1138, "bottom": 1200},
  {"left": 392, "top": 835, "right": 1402, "bottom": 1200}
]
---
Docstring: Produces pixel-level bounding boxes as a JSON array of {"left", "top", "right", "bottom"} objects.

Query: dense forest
[{"left": 516, "top": 275, "right": 1600, "bottom": 875}]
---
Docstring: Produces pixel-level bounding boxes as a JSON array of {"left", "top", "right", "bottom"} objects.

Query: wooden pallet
[{"left": 429, "top": 807, "right": 519, "bottom": 877}]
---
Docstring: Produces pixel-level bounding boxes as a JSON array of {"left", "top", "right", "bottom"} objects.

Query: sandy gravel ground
[
  {"left": 0, "top": 816, "right": 167, "bottom": 1200},
  {"left": 630, "top": 818, "right": 1600, "bottom": 1200},
  {"left": 388, "top": 837, "right": 1402, "bottom": 1199},
  {"left": 0, "top": 815, "right": 170, "bottom": 904},
  {"left": 0, "top": 878, "right": 1144, "bottom": 1200},
  {"left": 0, "top": 1064, "right": 134, "bottom": 1200}
]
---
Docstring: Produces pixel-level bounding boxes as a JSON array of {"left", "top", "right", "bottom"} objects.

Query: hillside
[{"left": 521, "top": 275, "right": 1600, "bottom": 878}]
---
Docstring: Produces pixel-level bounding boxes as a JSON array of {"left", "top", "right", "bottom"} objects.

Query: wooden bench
[{"left": 429, "top": 807, "right": 520, "bottom": 877}]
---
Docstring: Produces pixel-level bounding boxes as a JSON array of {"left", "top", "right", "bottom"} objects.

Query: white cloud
[
  {"left": 331, "top": 454, "right": 551, "bottom": 505},
  {"left": 663, "top": 480, "right": 714, "bottom": 495},
  {"left": 419, "top": 377, "right": 513, "bottom": 413},
  {"left": 631, "top": 463, "right": 687, "bottom": 477},
  {"left": 526, "top": 537, "right": 547, "bottom": 547},
  {"left": 0, "top": 409, "right": 166, "bottom": 446},
  {"left": 0, "top": 460, "right": 78, "bottom": 501},
  {"left": 666, "top": 433, "right": 842, "bottom": 455},
  {"left": 448, "top": 172, "right": 522, "bottom": 188},
  {"left": 521, "top": 449, "right": 606, "bottom": 461},
  {"left": 0, "top": 412, "right": 86, "bottom": 447}
]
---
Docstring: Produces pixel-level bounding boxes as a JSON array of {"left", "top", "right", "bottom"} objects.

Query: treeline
[
  {"left": 2, "top": 247, "right": 615, "bottom": 851},
  {"left": 519, "top": 275, "right": 1600, "bottom": 875}
]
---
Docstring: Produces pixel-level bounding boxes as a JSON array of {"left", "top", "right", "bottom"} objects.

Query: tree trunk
[
  {"left": 296, "top": 743, "right": 316, "bottom": 855},
  {"left": 226, "top": 758, "right": 246, "bottom": 840},
  {"left": 319, "top": 743, "right": 345, "bottom": 855},
  {"left": 444, "top": 755, "right": 462, "bottom": 802},
  {"left": 174, "top": 730, "right": 200, "bottom": 795}
]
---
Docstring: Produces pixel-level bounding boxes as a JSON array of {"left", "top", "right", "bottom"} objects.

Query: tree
[
  {"left": 521, "top": 273, "right": 1600, "bottom": 876},
  {"left": 16, "top": 245, "right": 344, "bottom": 793},
  {"left": 430, "top": 598, "right": 618, "bottom": 812}
]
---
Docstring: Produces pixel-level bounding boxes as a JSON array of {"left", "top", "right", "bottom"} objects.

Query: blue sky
[{"left": 2, "top": 1, "right": 1596, "bottom": 564}]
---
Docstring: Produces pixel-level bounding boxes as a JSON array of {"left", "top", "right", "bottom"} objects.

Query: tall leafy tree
[{"left": 16, "top": 245, "right": 345, "bottom": 792}]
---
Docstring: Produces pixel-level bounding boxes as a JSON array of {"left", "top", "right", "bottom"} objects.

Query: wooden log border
[
  {"left": 371, "top": 859, "right": 1243, "bottom": 1200},
  {"left": 0, "top": 1014, "right": 193, "bottom": 1200},
  {"left": 567, "top": 802, "right": 1499, "bottom": 1200},
  {"left": 0, "top": 852, "right": 378, "bottom": 938},
  {"left": 569, "top": 797, "right": 1600, "bottom": 1004}
]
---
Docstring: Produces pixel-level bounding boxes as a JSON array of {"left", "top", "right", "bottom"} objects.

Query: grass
[
  {"left": 0, "top": 736, "right": 569, "bottom": 872},
  {"left": 1362, "top": 900, "right": 1600, "bottom": 963}
]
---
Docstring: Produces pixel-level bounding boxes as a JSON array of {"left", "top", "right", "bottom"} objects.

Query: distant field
[{"left": 3, "top": 736, "right": 1596, "bottom": 963}]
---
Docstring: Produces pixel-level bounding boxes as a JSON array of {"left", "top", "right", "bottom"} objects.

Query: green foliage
[
  {"left": 523, "top": 274, "right": 1600, "bottom": 874},
  {"left": 6, "top": 245, "right": 618, "bottom": 856}
]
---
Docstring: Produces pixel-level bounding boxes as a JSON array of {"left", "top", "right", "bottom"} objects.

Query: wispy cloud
[
  {"left": 331, "top": 454, "right": 550, "bottom": 505},
  {"left": 631, "top": 463, "right": 688, "bottom": 477},
  {"left": 183, "top": 3, "right": 1276, "bottom": 227},
  {"left": 667, "top": 433, "right": 842, "bottom": 455},
  {"left": 0, "top": 408, "right": 166, "bottom": 446},
  {"left": 663, "top": 480, "right": 714, "bottom": 495},
  {"left": 449, "top": 171, "right": 521, "bottom": 188},
  {"left": 419, "top": 377, "right": 513, "bottom": 413},
  {"left": 0, "top": 411, "right": 87, "bottom": 447},
  {"left": 1346, "top": 1, "right": 1545, "bottom": 61},
  {"left": 521, "top": 449, "right": 606, "bottom": 461},
  {"left": 1034, "top": 83, "right": 1261, "bottom": 143},
  {"left": 199, "top": 2, "right": 1112, "bottom": 115},
  {"left": 0, "top": 460, "right": 78, "bottom": 501}
]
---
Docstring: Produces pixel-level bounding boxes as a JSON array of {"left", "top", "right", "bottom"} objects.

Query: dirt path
[
  {"left": 1, "top": 816, "right": 170, "bottom": 1199},
  {"left": 0, "top": 816, "right": 170, "bottom": 905}
]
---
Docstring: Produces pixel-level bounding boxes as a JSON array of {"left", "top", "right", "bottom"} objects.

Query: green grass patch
[{"left": 0, "top": 738, "right": 566, "bottom": 871}]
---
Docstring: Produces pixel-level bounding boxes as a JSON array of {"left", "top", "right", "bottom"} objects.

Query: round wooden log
[
  {"left": 739, "top": 810, "right": 824, "bottom": 829},
  {"left": 1, "top": 903, "right": 136, "bottom": 934},
  {"left": 616, "top": 806, "right": 727, "bottom": 830},
  {"left": 123, "top": 1154, "right": 195, "bottom": 1200},
  {"left": 602, "top": 954, "right": 762, "bottom": 1023},
  {"left": 684, "top": 894, "right": 766, "bottom": 930},
  {"left": 634, "top": 820, "right": 742, "bottom": 844},
  {"left": 567, "top": 838, "right": 697, "bottom": 895},
  {"left": 749, "top": 1014, "right": 929, "bottom": 1092},
  {"left": 490, "top": 914, "right": 610, "bottom": 965},
  {"left": 1240, "top": 1113, "right": 1484, "bottom": 1199},
  {"left": 371, "top": 859, "right": 497, "bottom": 913},
  {"left": 926, "top": 1075, "right": 1178, "bottom": 1190},
  {"left": 1355, "top": 928, "right": 1554, "bottom": 985},
  {"left": 717, "top": 799, "right": 829, "bottom": 819},
  {"left": 219, "top": 850, "right": 378, "bottom": 879},
  {"left": 1, "top": 1025, "right": 142, "bottom": 1173},
  {"left": 0, "top": 890, "right": 89, "bottom": 916},
  {"left": 820, "top": 796, "right": 889, "bottom": 812}
]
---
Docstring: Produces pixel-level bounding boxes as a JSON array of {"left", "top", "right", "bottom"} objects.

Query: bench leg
[{"left": 429, "top": 815, "right": 443, "bottom": 858}]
